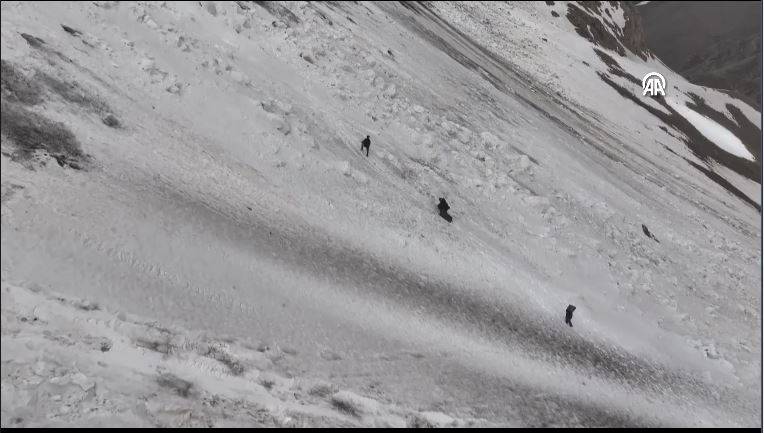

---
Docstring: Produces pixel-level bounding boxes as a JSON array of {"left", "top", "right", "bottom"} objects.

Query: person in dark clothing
[
  {"left": 565, "top": 304, "right": 576, "bottom": 327},
  {"left": 361, "top": 135, "right": 371, "bottom": 157},
  {"left": 437, "top": 198, "right": 449, "bottom": 212},
  {"left": 437, "top": 197, "right": 452, "bottom": 223}
]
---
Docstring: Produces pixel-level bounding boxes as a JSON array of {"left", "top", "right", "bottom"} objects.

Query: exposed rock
[{"left": 566, "top": 2, "right": 649, "bottom": 60}]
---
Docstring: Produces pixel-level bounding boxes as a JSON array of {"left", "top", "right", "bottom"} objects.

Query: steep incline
[{"left": 1, "top": 1, "right": 760, "bottom": 427}]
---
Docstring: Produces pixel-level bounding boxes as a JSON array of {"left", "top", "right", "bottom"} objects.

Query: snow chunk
[
  {"left": 331, "top": 391, "right": 380, "bottom": 416},
  {"left": 334, "top": 161, "right": 369, "bottom": 184},
  {"left": 410, "top": 411, "right": 458, "bottom": 427}
]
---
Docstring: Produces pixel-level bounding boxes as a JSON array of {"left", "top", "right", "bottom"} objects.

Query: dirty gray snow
[{"left": 1, "top": 1, "right": 760, "bottom": 428}]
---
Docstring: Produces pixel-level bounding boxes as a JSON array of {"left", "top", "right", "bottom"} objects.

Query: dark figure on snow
[
  {"left": 641, "top": 224, "right": 659, "bottom": 243},
  {"left": 361, "top": 135, "right": 371, "bottom": 157},
  {"left": 437, "top": 197, "right": 452, "bottom": 223},
  {"left": 565, "top": 304, "right": 576, "bottom": 327}
]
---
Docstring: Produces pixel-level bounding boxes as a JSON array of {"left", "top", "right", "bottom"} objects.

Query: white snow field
[
  {"left": 0, "top": 1, "right": 760, "bottom": 427},
  {"left": 666, "top": 97, "right": 755, "bottom": 161}
]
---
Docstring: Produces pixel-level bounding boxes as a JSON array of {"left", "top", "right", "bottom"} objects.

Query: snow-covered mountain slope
[
  {"left": 1, "top": 282, "right": 480, "bottom": 427},
  {"left": 1, "top": 1, "right": 760, "bottom": 427}
]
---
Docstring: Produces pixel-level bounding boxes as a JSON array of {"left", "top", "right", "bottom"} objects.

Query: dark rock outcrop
[{"left": 566, "top": 2, "right": 650, "bottom": 60}]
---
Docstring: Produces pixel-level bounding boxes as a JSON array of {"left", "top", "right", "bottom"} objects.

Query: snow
[
  {"left": 666, "top": 98, "right": 756, "bottom": 161},
  {"left": 0, "top": 282, "right": 482, "bottom": 427},
  {"left": 1, "top": 0, "right": 760, "bottom": 428},
  {"left": 710, "top": 162, "right": 761, "bottom": 206}
]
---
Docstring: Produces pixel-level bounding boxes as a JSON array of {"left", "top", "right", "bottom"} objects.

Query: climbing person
[
  {"left": 565, "top": 304, "right": 576, "bottom": 327},
  {"left": 437, "top": 197, "right": 452, "bottom": 223},
  {"left": 361, "top": 135, "right": 371, "bottom": 157}
]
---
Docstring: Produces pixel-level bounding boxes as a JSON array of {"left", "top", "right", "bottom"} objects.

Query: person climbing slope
[
  {"left": 361, "top": 135, "right": 371, "bottom": 157},
  {"left": 565, "top": 304, "right": 576, "bottom": 327},
  {"left": 438, "top": 197, "right": 452, "bottom": 223}
]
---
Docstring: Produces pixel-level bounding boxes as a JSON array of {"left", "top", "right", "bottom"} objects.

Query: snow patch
[{"left": 666, "top": 98, "right": 755, "bottom": 161}]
